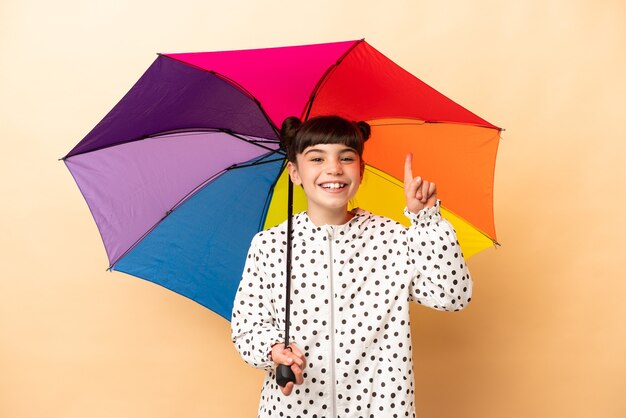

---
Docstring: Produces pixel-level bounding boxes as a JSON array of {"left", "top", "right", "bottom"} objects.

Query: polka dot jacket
[{"left": 231, "top": 201, "right": 472, "bottom": 418}]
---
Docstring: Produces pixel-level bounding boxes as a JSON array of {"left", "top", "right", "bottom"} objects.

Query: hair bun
[
  {"left": 356, "top": 121, "right": 371, "bottom": 141},
  {"left": 280, "top": 116, "right": 302, "bottom": 150}
]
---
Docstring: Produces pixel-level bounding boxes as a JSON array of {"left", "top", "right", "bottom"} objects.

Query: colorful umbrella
[{"left": 63, "top": 39, "right": 501, "bottom": 321}]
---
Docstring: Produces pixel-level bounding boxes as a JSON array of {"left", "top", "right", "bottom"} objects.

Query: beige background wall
[{"left": 1, "top": 0, "right": 625, "bottom": 417}]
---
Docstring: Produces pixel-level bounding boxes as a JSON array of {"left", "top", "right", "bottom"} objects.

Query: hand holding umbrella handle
[{"left": 276, "top": 364, "right": 296, "bottom": 387}]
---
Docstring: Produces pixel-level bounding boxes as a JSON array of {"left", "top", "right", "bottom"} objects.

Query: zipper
[{"left": 327, "top": 227, "right": 337, "bottom": 418}]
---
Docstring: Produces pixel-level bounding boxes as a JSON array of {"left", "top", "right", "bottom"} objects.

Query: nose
[{"left": 326, "top": 158, "right": 343, "bottom": 175}]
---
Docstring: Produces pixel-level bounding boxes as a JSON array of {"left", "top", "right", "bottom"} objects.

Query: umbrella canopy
[{"left": 64, "top": 39, "right": 501, "bottom": 320}]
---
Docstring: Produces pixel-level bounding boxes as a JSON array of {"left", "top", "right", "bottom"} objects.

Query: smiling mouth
[{"left": 319, "top": 182, "right": 347, "bottom": 190}]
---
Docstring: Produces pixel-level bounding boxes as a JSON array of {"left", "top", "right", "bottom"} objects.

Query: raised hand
[
  {"left": 404, "top": 153, "right": 437, "bottom": 214},
  {"left": 271, "top": 343, "right": 306, "bottom": 395}
]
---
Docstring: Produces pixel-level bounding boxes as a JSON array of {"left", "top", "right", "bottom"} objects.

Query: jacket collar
[{"left": 290, "top": 208, "right": 372, "bottom": 244}]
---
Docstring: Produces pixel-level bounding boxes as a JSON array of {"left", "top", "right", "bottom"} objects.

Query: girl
[{"left": 231, "top": 115, "right": 472, "bottom": 418}]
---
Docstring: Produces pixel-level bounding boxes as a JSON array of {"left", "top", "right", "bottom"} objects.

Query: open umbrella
[{"left": 63, "top": 39, "right": 501, "bottom": 322}]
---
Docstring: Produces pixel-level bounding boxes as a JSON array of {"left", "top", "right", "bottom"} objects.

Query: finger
[
  {"left": 291, "top": 364, "right": 304, "bottom": 385},
  {"left": 420, "top": 180, "right": 430, "bottom": 203},
  {"left": 271, "top": 342, "right": 284, "bottom": 358},
  {"left": 413, "top": 177, "right": 423, "bottom": 200},
  {"left": 406, "top": 175, "right": 422, "bottom": 200},
  {"left": 281, "top": 381, "right": 294, "bottom": 396},
  {"left": 288, "top": 344, "right": 306, "bottom": 369},
  {"left": 404, "top": 153, "right": 414, "bottom": 186},
  {"left": 427, "top": 182, "right": 437, "bottom": 206},
  {"left": 272, "top": 348, "right": 294, "bottom": 366},
  {"left": 287, "top": 352, "right": 304, "bottom": 368},
  {"left": 289, "top": 343, "right": 302, "bottom": 353},
  {"left": 282, "top": 348, "right": 304, "bottom": 369},
  {"left": 428, "top": 182, "right": 436, "bottom": 199}
]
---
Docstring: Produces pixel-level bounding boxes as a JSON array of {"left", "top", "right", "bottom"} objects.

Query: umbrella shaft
[{"left": 284, "top": 178, "right": 294, "bottom": 346}]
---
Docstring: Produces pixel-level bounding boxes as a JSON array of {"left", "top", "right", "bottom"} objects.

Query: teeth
[{"left": 321, "top": 183, "right": 346, "bottom": 189}]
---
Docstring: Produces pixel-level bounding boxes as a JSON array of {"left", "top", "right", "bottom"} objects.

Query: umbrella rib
[
  {"left": 159, "top": 53, "right": 281, "bottom": 137},
  {"left": 367, "top": 118, "right": 503, "bottom": 131},
  {"left": 367, "top": 119, "right": 428, "bottom": 127},
  {"left": 363, "top": 166, "right": 500, "bottom": 247},
  {"left": 168, "top": 156, "right": 285, "bottom": 214},
  {"left": 436, "top": 203, "right": 501, "bottom": 247},
  {"left": 61, "top": 128, "right": 280, "bottom": 160},
  {"left": 107, "top": 165, "right": 231, "bottom": 269},
  {"left": 225, "top": 130, "right": 283, "bottom": 154},
  {"left": 108, "top": 154, "right": 286, "bottom": 270},
  {"left": 302, "top": 39, "right": 364, "bottom": 121},
  {"left": 362, "top": 165, "right": 405, "bottom": 187},
  {"left": 208, "top": 72, "right": 281, "bottom": 136},
  {"left": 228, "top": 157, "right": 285, "bottom": 171},
  {"left": 256, "top": 160, "right": 289, "bottom": 232}
]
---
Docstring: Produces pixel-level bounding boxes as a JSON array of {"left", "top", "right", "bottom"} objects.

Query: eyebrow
[{"left": 303, "top": 147, "right": 358, "bottom": 155}]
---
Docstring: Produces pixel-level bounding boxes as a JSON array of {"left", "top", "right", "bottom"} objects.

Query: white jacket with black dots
[{"left": 231, "top": 201, "right": 472, "bottom": 418}]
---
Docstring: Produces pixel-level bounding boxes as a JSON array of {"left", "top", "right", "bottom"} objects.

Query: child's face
[{"left": 288, "top": 143, "right": 363, "bottom": 214}]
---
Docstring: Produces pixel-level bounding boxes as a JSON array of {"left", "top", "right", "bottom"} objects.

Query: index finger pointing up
[{"left": 404, "top": 153, "right": 414, "bottom": 185}]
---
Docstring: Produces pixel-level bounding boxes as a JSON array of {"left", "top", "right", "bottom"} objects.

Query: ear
[
  {"left": 287, "top": 161, "right": 302, "bottom": 186},
  {"left": 360, "top": 159, "right": 365, "bottom": 179}
]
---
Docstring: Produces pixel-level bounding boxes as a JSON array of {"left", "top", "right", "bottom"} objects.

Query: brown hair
[{"left": 280, "top": 115, "right": 371, "bottom": 163}]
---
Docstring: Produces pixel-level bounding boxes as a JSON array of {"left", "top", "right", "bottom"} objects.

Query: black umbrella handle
[
  {"left": 276, "top": 177, "right": 296, "bottom": 388},
  {"left": 276, "top": 364, "right": 296, "bottom": 387}
]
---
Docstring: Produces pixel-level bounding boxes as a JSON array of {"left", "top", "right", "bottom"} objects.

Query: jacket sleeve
[
  {"left": 404, "top": 200, "right": 473, "bottom": 312},
  {"left": 231, "top": 236, "right": 284, "bottom": 371}
]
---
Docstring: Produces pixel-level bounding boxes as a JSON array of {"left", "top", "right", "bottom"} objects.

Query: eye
[
  {"left": 310, "top": 157, "right": 323, "bottom": 162},
  {"left": 341, "top": 156, "right": 355, "bottom": 162}
]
